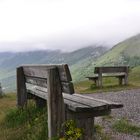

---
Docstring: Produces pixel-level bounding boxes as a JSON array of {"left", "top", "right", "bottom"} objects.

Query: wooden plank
[
  {"left": 25, "top": 76, "right": 74, "bottom": 94},
  {"left": 61, "top": 82, "right": 74, "bottom": 94},
  {"left": 86, "top": 73, "right": 125, "bottom": 79},
  {"left": 26, "top": 86, "right": 111, "bottom": 112},
  {"left": 74, "top": 94, "right": 123, "bottom": 109},
  {"left": 27, "top": 84, "right": 122, "bottom": 111},
  {"left": 47, "top": 67, "right": 65, "bottom": 139},
  {"left": 22, "top": 64, "right": 72, "bottom": 82},
  {"left": 124, "top": 66, "right": 129, "bottom": 85},
  {"left": 94, "top": 66, "right": 129, "bottom": 74},
  {"left": 25, "top": 76, "right": 47, "bottom": 87},
  {"left": 66, "top": 110, "right": 95, "bottom": 140},
  {"left": 63, "top": 93, "right": 108, "bottom": 109},
  {"left": 64, "top": 99, "right": 91, "bottom": 112},
  {"left": 27, "top": 87, "right": 47, "bottom": 99},
  {"left": 27, "top": 85, "right": 122, "bottom": 111},
  {"left": 17, "top": 67, "right": 27, "bottom": 107},
  {"left": 27, "top": 86, "right": 91, "bottom": 111}
]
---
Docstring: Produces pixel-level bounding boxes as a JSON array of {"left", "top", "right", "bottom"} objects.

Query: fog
[{"left": 0, "top": 0, "right": 140, "bottom": 52}]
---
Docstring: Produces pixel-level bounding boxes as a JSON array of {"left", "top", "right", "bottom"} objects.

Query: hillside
[
  {"left": 72, "top": 34, "right": 140, "bottom": 82},
  {"left": 0, "top": 46, "right": 107, "bottom": 92},
  {"left": 1, "top": 34, "right": 140, "bottom": 91},
  {"left": 96, "top": 34, "right": 140, "bottom": 66}
]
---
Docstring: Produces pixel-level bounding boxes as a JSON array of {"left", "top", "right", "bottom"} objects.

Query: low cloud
[{"left": 0, "top": 0, "right": 140, "bottom": 52}]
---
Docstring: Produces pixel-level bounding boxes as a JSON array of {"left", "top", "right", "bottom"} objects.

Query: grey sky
[{"left": 0, "top": 0, "right": 140, "bottom": 52}]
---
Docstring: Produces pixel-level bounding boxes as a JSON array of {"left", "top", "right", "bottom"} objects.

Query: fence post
[
  {"left": 17, "top": 67, "right": 27, "bottom": 108},
  {"left": 47, "top": 67, "right": 65, "bottom": 139}
]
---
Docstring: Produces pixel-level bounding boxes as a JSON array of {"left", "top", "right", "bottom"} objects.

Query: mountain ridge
[{"left": 0, "top": 46, "right": 107, "bottom": 91}]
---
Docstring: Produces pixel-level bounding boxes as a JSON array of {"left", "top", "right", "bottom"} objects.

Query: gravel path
[{"left": 85, "top": 89, "right": 140, "bottom": 140}]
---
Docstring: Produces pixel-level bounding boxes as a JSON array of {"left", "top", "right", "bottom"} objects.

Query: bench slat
[
  {"left": 94, "top": 66, "right": 129, "bottom": 73},
  {"left": 25, "top": 76, "right": 74, "bottom": 94},
  {"left": 86, "top": 73, "right": 126, "bottom": 80},
  {"left": 74, "top": 94, "right": 123, "bottom": 109},
  {"left": 27, "top": 87, "right": 90, "bottom": 111},
  {"left": 26, "top": 86, "right": 115, "bottom": 113},
  {"left": 22, "top": 64, "right": 72, "bottom": 82},
  {"left": 26, "top": 76, "right": 47, "bottom": 87},
  {"left": 63, "top": 93, "right": 108, "bottom": 109}
]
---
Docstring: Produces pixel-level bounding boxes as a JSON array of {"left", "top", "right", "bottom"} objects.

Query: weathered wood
[
  {"left": 24, "top": 64, "right": 74, "bottom": 94},
  {"left": 47, "top": 67, "right": 65, "bottom": 139},
  {"left": 17, "top": 64, "right": 123, "bottom": 140},
  {"left": 61, "top": 82, "right": 74, "bottom": 94},
  {"left": 66, "top": 110, "right": 95, "bottom": 140},
  {"left": 74, "top": 94, "right": 123, "bottom": 109},
  {"left": 124, "top": 67, "right": 129, "bottom": 85},
  {"left": 27, "top": 85, "right": 47, "bottom": 99},
  {"left": 87, "top": 66, "right": 129, "bottom": 87},
  {"left": 25, "top": 76, "right": 74, "bottom": 94},
  {"left": 23, "top": 64, "right": 72, "bottom": 82},
  {"left": 27, "top": 86, "right": 123, "bottom": 113},
  {"left": 118, "top": 77, "right": 123, "bottom": 85},
  {"left": 25, "top": 76, "right": 47, "bottom": 87},
  {"left": 63, "top": 93, "right": 108, "bottom": 110},
  {"left": 17, "top": 67, "right": 27, "bottom": 107},
  {"left": 94, "top": 66, "right": 129, "bottom": 73}
]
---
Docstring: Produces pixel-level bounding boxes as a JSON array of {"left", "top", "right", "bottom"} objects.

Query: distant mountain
[{"left": 0, "top": 46, "right": 107, "bottom": 92}]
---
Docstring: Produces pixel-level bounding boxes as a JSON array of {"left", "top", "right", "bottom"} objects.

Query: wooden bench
[
  {"left": 86, "top": 66, "right": 129, "bottom": 88},
  {"left": 17, "top": 64, "right": 123, "bottom": 140}
]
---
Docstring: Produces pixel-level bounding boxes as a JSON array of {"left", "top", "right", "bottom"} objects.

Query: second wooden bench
[{"left": 86, "top": 66, "right": 129, "bottom": 88}]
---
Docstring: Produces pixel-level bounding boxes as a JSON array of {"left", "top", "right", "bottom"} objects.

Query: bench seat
[
  {"left": 27, "top": 85, "right": 123, "bottom": 115},
  {"left": 86, "top": 73, "right": 126, "bottom": 80}
]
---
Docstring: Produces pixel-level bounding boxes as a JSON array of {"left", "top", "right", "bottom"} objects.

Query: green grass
[
  {"left": 74, "top": 79, "right": 139, "bottom": 94},
  {"left": 94, "top": 124, "right": 111, "bottom": 140},
  {"left": 0, "top": 95, "right": 48, "bottom": 140},
  {"left": 113, "top": 119, "right": 140, "bottom": 137}
]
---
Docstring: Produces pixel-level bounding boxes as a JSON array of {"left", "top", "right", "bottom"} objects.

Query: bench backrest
[
  {"left": 17, "top": 64, "right": 75, "bottom": 138},
  {"left": 17, "top": 64, "right": 74, "bottom": 95},
  {"left": 94, "top": 66, "right": 129, "bottom": 74}
]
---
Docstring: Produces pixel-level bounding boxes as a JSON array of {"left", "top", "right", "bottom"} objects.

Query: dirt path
[{"left": 85, "top": 89, "right": 140, "bottom": 140}]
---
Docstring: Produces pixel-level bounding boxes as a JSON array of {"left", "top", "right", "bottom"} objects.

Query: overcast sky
[{"left": 0, "top": 0, "right": 140, "bottom": 52}]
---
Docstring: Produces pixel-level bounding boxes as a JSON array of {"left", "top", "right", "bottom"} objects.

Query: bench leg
[
  {"left": 66, "top": 111, "right": 95, "bottom": 140},
  {"left": 98, "top": 78, "right": 102, "bottom": 88},
  {"left": 94, "top": 79, "right": 99, "bottom": 87},
  {"left": 17, "top": 67, "right": 27, "bottom": 108},
  {"left": 118, "top": 77, "right": 123, "bottom": 85},
  {"left": 124, "top": 75, "right": 128, "bottom": 85}
]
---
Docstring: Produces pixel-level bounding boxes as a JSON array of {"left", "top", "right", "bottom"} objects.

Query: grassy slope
[
  {"left": 0, "top": 94, "right": 48, "bottom": 140},
  {"left": 96, "top": 34, "right": 140, "bottom": 65}
]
